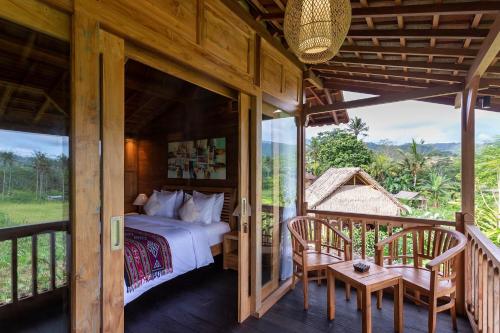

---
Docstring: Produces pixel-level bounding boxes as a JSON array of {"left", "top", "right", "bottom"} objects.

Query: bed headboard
[{"left": 162, "top": 185, "right": 237, "bottom": 230}]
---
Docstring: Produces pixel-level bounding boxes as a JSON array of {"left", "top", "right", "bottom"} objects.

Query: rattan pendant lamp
[{"left": 284, "top": 0, "right": 351, "bottom": 64}]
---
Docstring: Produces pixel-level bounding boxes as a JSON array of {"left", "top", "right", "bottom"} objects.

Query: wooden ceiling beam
[
  {"left": 0, "top": 86, "right": 14, "bottom": 119},
  {"left": 323, "top": 74, "right": 435, "bottom": 89},
  {"left": 304, "top": 69, "right": 324, "bottom": 90},
  {"left": 314, "top": 65, "right": 465, "bottom": 83},
  {"left": 304, "top": 84, "right": 464, "bottom": 116},
  {"left": 330, "top": 58, "right": 500, "bottom": 74},
  {"left": 323, "top": 88, "right": 339, "bottom": 125},
  {"left": 340, "top": 45, "right": 477, "bottom": 58},
  {"left": 466, "top": 15, "right": 500, "bottom": 86},
  {"left": 260, "top": 2, "right": 500, "bottom": 20},
  {"left": 347, "top": 29, "right": 488, "bottom": 39}
]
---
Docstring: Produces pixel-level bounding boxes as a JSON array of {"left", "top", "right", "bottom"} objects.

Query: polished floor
[{"left": 2, "top": 259, "right": 472, "bottom": 333}]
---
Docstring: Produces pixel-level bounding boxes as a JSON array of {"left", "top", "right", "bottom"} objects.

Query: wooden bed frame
[{"left": 162, "top": 185, "right": 237, "bottom": 256}]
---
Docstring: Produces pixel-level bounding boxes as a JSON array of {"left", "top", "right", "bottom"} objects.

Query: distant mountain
[
  {"left": 262, "top": 141, "right": 297, "bottom": 157},
  {"left": 366, "top": 142, "right": 461, "bottom": 159}
]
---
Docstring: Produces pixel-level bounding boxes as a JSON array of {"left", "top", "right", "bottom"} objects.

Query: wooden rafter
[
  {"left": 466, "top": 15, "right": 500, "bottom": 86},
  {"left": 0, "top": 86, "right": 14, "bottom": 119},
  {"left": 33, "top": 71, "right": 69, "bottom": 124},
  {"left": 323, "top": 74, "right": 435, "bottom": 89},
  {"left": 314, "top": 65, "right": 465, "bottom": 84},
  {"left": 347, "top": 29, "right": 488, "bottom": 39},
  {"left": 259, "top": 2, "right": 500, "bottom": 20},
  {"left": 340, "top": 45, "right": 477, "bottom": 58},
  {"left": 304, "top": 84, "right": 465, "bottom": 116}
]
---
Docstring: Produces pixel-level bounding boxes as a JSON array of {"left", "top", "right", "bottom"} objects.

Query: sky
[
  {"left": 306, "top": 91, "right": 500, "bottom": 144},
  {"left": 0, "top": 91, "right": 498, "bottom": 155},
  {"left": 0, "top": 130, "right": 69, "bottom": 157}
]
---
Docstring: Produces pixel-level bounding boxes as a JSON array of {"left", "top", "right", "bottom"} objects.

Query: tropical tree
[
  {"left": 367, "top": 153, "right": 393, "bottom": 183},
  {"left": 398, "top": 139, "right": 428, "bottom": 189},
  {"left": 421, "top": 172, "right": 452, "bottom": 208},
  {"left": 57, "top": 154, "right": 69, "bottom": 201},
  {"left": 32, "top": 151, "right": 50, "bottom": 200},
  {"left": 0, "top": 152, "right": 14, "bottom": 199},
  {"left": 347, "top": 116, "right": 369, "bottom": 139},
  {"left": 307, "top": 129, "right": 373, "bottom": 176}
]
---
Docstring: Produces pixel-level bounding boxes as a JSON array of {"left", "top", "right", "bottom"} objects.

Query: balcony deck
[{"left": 2, "top": 260, "right": 472, "bottom": 333}]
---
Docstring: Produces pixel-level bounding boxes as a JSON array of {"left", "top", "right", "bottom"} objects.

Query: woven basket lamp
[{"left": 284, "top": 0, "right": 351, "bottom": 64}]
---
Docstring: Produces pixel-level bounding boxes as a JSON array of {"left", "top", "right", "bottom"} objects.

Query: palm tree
[
  {"left": 422, "top": 172, "right": 451, "bottom": 208},
  {"left": 367, "top": 153, "right": 392, "bottom": 183},
  {"left": 57, "top": 154, "right": 68, "bottom": 201},
  {"left": 398, "top": 139, "right": 428, "bottom": 189},
  {"left": 3, "top": 152, "right": 14, "bottom": 196},
  {"left": 33, "top": 151, "right": 50, "bottom": 200},
  {"left": 347, "top": 117, "right": 369, "bottom": 139}
]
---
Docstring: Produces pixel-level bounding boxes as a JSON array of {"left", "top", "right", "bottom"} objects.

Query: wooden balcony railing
[
  {"left": 0, "top": 221, "right": 69, "bottom": 318},
  {"left": 465, "top": 224, "right": 500, "bottom": 333},
  {"left": 306, "top": 209, "right": 455, "bottom": 260}
]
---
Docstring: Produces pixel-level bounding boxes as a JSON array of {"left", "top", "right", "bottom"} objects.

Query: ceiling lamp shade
[{"left": 284, "top": 0, "right": 351, "bottom": 64}]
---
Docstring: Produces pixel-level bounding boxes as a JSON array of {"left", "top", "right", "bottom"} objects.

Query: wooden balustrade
[
  {"left": 0, "top": 221, "right": 69, "bottom": 319},
  {"left": 465, "top": 224, "right": 500, "bottom": 333},
  {"left": 307, "top": 209, "right": 454, "bottom": 260}
]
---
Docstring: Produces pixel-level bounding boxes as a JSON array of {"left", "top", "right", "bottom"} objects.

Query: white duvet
[{"left": 124, "top": 214, "right": 215, "bottom": 304}]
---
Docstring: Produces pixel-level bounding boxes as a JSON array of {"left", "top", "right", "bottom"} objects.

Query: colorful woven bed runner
[{"left": 124, "top": 227, "right": 173, "bottom": 292}]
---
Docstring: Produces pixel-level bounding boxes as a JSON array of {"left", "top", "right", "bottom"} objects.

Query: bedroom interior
[
  {"left": 121, "top": 59, "right": 240, "bottom": 306},
  {"left": 0, "top": 0, "right": 498, "bottom": 332}
]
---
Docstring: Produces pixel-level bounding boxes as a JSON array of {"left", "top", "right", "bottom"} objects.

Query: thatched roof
[
  {"left": 306, "top": 167, "right": 406, "bottom": 216},
  {"left": 395, "top": 191, "right": 427, "bottom": 201}
]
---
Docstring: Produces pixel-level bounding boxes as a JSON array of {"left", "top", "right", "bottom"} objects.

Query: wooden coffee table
[{"left": 327, "top": 260, "right": 404, "bottom": 333}]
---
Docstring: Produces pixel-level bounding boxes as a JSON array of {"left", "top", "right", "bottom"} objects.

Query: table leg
[
  {"left": 394, "top": 279, "right": 404, "bottom": 333},
  {"left": 362, "top": 288, "right": 372, "bottom": 333},
  {"left": 357, "top": 288, "right": 362, "bottom": 311},
  {"left": 327, "top": 269, "right": 336, "bottom": 320}
]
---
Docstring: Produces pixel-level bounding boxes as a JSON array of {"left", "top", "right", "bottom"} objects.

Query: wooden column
[
  {"left": 461, "top": 77, "right": 479, "bottom": 219},
  {"left": 71, "top": 9, "right": 101, "bottom": 333},
  {"left": 458, "top": 77, "right": 479, "bottom": 316},
  {"left": 100, "top": 30, "right": 125, "bottom": 333},
  {"left": 297, "top": 110, "right": 306, "bottom": 216},
  {"left": 250, "top": 92, "right": 263, "bottom": 314}
]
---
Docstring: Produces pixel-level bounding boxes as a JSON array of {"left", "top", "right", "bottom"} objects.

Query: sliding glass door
[{"left": 260, "top": 102, "right": 298, "bottom": 299}]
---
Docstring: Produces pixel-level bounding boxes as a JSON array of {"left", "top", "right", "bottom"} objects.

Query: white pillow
[
  {"left": 193, "top": 191, "right": 216, "bottom": 224},
  {"left": 212, "top": 193, "right": 224, "bottom": 222},
  {"left": 155, "top": 191, "right": 177, "bottom": 218},
  {"left": 178, "top": 197, "right": 200, "bottom": 223},
  {"left": 144, "top": 191, "right": 162, "bottom": 216},
  {"left": 162, "top": 190, "right": 184, "bottom": 218}
]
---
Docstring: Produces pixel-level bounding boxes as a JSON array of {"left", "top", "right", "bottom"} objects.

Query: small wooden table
[{"left": 327, "top": 260, "right": 404, "bottom": 333}]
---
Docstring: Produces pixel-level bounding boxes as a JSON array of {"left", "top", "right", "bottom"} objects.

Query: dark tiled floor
[{"left": 1, "top": 260, "right": 473, "bottom": 333}]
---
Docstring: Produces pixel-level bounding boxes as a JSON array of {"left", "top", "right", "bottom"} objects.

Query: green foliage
[
  {"left": 347, "top": 116, "right": 369, "bottom": 139},
  {"left": 307, "top": 129, "right": 373, "bottom": 175}
]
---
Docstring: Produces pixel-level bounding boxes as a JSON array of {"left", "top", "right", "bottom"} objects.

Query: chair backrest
[
  {"left": 411, "top": 226, "right": 465, "bottom": 277},
  {"left": 288, "top": 216, "right": 351, "bottom": 259}
]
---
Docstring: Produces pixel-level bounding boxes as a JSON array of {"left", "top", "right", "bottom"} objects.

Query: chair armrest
[{"left": 425, "top": 238, "right": 467, "bottom": 271}]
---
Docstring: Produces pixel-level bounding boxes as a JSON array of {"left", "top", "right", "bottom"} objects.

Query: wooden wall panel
[
  {"left": 78, "top": 0, "right": 257, "bottom": 94},
  {"left": 124, "top": 139, "right": 138, "bottom": 213},
  {"left": 261, "top": 41, "right": 302, "bottom": 107},
  {"left": 100, "top": 30, "right": 125, "bottom": 333},
  {"left": 71, "top": 10, "right": 101, "bottom": 333},
  {"left": 201, "top": 1, "right": 254, "bottom": 77}
]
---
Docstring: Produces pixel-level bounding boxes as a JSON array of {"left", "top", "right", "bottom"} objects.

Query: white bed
[{"left": 124, "top": 214, "right": 231, "bottom": 304}]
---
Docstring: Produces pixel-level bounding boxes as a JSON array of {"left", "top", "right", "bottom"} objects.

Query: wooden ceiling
[
  {"left": 0, "top": 17, "right": 70, "bottom": 136},
  {"left": 125, "top": 60, "right": 234, "bottom": 137},
  {"left": 240, "top": 0, "right": 500, "bottom": 124}
]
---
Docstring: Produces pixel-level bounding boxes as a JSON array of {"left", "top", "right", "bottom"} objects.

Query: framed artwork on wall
[{"left": 167, "top": 137, "right": 226, "bottom": 180}]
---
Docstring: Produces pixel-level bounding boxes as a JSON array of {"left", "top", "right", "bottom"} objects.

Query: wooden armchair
[
  {"left": 375, "top": 226, "right": 467, "bottom": 333},
  {"left": 288, "top": 216, "right": 352, "bottom": 310}
]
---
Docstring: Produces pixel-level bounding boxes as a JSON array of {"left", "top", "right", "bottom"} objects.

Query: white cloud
[{"left": 307, "top": 91, "right": 499, "bottom": 144}]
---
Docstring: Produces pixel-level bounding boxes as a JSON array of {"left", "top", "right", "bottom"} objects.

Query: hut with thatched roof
[{"left": 306, "top": 167, "right": 406, "bottom": 216}]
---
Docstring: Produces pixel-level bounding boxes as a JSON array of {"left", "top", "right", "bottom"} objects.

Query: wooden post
[
  {"left": 71, "top": 9, "right": 101, "bottom": 333},
  {"left": 461, "top": 77, "right": 479, "bottom": 221},
  {"left": 297, "top": 109, "right": 306, "bottom": 216},
  {"left": 250, "top": 92, "right": 263, "bottom": 315},
  {"left": 100, "top": 30, "right": 125, "bottom": 333},
  {"left": 455, "top": 212, "right": 466, "bottom": 315}
]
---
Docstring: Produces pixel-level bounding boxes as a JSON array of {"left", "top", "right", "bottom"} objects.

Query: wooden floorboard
[{"left": 1, "top": 259, "right": 473, "bottom": 333}]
